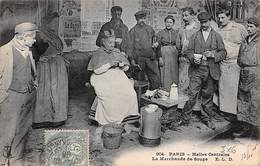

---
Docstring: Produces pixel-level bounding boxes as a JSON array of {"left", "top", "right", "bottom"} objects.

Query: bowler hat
[
  {"left": 15, "top": 22, "right": 38, "bottom": 34},
  {"left": 197, "top": 12, "right": 211, "bottom": 22}
]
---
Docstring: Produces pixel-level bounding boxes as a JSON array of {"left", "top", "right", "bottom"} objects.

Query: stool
[{"left": 134, "top": 80, "right": 149, "bottom": 109}]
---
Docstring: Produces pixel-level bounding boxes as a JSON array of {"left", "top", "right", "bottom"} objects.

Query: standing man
[
  {"left": 236, "top": 17, "right": 260, "bottom": 137},
  {"left": 179, "top": 12, "right": 227, "bottom": 129},
  {"left": 217, "top": 9, "right": 247, "bottom": 121},
  {"left": 96, "top": 6, "right": 130, "bottom": 55},
  {"left": 129, "top": 10, "right": 162, "bottom": 90},
  {"left": 176, "top": 7, "right": 201, "bottom": 110},
  {"left": 0, "top": 22, "right": 38, "bottom": 165}
]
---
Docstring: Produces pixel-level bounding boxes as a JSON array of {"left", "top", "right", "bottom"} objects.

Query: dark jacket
[
  {"left": 185, "top": 29, "right": 227, "bottom": 80},
  {"left": 96, "top": 19, "right": 130, "bottom": 54},
  {"left": 129, "top": 23, "right": 157, "bottom": 60},
  {"left": 237, "top": 33, "right": 259, "bottom": 67}
]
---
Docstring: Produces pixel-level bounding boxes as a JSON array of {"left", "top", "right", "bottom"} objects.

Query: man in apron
[{"left": 217, "top": 9, "right": 247, "bottom": 121}]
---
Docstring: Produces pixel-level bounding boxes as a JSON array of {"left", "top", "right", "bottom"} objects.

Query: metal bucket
[{"left": 102, "top": 124, "right": 124, "bottom": 149}]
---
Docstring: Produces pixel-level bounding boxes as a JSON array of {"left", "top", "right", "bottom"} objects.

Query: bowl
[{"left": 194, "top": 54, "right": 203, "bottom": 59}]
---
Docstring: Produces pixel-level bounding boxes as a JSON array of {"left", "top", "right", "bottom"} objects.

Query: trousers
[
  {"left": 182, "top": 65, "right": 216, "bottom": 121},
  {"left": 136, "top": 57, "right": 160, "bottom": 90},
  {"left": 0, "top": 90, "right": 35, "bottom": 165}
]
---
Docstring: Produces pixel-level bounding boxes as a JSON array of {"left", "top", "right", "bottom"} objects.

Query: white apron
[
  {"left": 219, "top": 41, "right": 241, "bottom": 114},
  {"left": 217, "top": 21, "right": 247, "bottom": 114},
  {"left": 90, "top": 68, "right": 139, "bottom": 125}
]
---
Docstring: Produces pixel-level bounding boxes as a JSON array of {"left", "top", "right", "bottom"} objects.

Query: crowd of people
[
  {"left": 91, "top": 5, "right": 259, "bottom": 133},
  {"left": 0, "top": 4, "right": 259, "bottom": 165}
]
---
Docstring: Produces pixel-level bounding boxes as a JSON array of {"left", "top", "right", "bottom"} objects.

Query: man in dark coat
[
  {"left": 179, "top": 12, "right": 227, "bottom": 129},
  {"left": 129, "top": 10, "right": 162, "bottom": 90},
  {"left": 96, "top": 6, "right": 130, "bottom": 55},
  {"left": 235, "top": 17, "right": 260, "bottom": 137}
]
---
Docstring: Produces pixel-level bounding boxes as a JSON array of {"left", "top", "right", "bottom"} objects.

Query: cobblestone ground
[{"left": 22, "top": 86, "right": 230, "bottom": 166}]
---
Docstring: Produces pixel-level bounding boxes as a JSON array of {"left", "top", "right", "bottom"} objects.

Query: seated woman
[{"left": 88, "top": 29, "right": 139, "bottom": 126}]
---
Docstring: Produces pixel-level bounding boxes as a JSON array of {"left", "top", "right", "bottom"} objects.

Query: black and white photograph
[{"left": 0, "top": 0, "right": 259, "bottom": 165}]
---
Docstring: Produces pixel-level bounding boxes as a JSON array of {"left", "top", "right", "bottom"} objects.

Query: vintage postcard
[{"left": 0, "top": 0, "right": 259, "bottom": 166}]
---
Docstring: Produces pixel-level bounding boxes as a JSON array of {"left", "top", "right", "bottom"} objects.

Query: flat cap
[
  {"left": 164, "top": 15, "right": 175, "bottom": 22},
  {"left": 247, "top": 17, "right": 259, "bottom": 27},
  {"left": 15, "top": 22, "right": 38, "bottom": 34},
  {"left": 134, "top": 10, "right": 147, "bottom": 19},
  {"left": 197, "top": 12, "right": 211, "bottom": 22}
]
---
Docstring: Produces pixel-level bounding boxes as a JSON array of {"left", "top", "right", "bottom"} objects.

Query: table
[
  {"left": 141, "top": 94, "right": 178, "bottom": 109},
  {"left": 141, "top": 95, "right": 179, "bottom": 131}
]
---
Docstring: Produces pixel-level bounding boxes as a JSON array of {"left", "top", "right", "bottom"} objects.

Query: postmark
[{"left": 44, "top": 129, "right": 89, "bottom": 166}]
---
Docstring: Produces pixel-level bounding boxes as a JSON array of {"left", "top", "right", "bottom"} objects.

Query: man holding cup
[{"left": 178, "top": 12, "right": 227, "bottom": 129}]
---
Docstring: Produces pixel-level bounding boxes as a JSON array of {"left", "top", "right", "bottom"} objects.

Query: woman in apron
[{"left": 156, "top": 15, "right": 179, "bottom": 92}]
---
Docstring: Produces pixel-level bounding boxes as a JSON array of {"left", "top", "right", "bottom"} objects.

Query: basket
[{"left": 102, "top": 124, "right": 124, "bottom": 149}]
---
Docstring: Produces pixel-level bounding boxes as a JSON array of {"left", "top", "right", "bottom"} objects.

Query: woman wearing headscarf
[
  {"left": 32, "top": 27, "right": 69, "bottom": 129},
  {"left": 88, "top": 29, "right": 139, "bottom": 126},
  {"left": 155, "top": 15, "right": 179, "bottom": 91}
]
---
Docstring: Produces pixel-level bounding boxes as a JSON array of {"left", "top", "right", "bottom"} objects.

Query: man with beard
[
  {"left": 178, "top": 12, "right": 227, "bottom": 129},
  {"left": 217, "top": 9, "right": 247, "bottom": 121},
  {"left": 96, "top": 6, "right": 130, "bottom": 55},
  {"left": 129, "top": 10, "right": 161, "bottom": 90},
  {"left": 176, "top": 7, "right": 201, "bottom": 111}
]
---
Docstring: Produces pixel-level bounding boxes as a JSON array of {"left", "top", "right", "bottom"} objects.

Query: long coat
[{"left": 0, "top": 41, "right": 13, "bottom": 103}]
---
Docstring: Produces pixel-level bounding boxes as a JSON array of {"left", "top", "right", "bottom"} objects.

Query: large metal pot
[{"left": 139, "top": 104, "right": 162, "bottom": 147}]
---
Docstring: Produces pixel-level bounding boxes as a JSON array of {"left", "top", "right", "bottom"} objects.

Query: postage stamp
[{"left": 44, "top": 129, "right": 89, "bottom": 166}]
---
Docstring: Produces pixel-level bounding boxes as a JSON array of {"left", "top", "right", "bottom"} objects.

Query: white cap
[{"left": 15, "top": 22, "right": 38, "bottom": 34}]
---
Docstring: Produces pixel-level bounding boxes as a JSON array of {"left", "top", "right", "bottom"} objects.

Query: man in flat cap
[
  {"left": 235, "top": 17, "right": 260, "bottom": 137},
  {"left": 96, "top": 6, "right": 130, "bottom": 55},
  {"left": 129, "top": 10, "right": 161, "bottom": 90},
  {"left": 216, "top": 9, "right": 247, "bottom": 122},
  {"left": 178, "top": 12, "right": 227, "bottom": 129},
  {"left": 0, "top": 22, "right": 38, "bottom": 165}
]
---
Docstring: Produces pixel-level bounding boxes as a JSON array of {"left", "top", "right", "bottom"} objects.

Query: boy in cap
[
  {"left": 235, "top": 17, "right": 260, "bottom": 137},
  {"left": 0, "top": 22, "right": 38, "bottom": 165},
  {"left": 129, "top": 10, "right": 161, "bottom": 90},
  {"left": 96, "top": 6, "right": 130, "bottom": 55},
  {"left": 178, "top": 12, "right": 227, "bottom": 129}
]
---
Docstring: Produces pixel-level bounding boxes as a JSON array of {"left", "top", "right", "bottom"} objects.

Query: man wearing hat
[
  {"left": 178, "top": 12, "right": 227, "bottom": 129},
  {"left": 0, "top": 22, "right": 38, "bottom": 165},
  {"left": 96, "top": 6, "right": 130, "bottom": 55},
  {"left": 129, "top": 10, "right": 161, "bottom": 90},
  {"left": 236, "top": 17, "right": 260, "bottom": 137}
]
